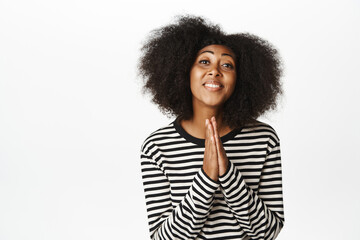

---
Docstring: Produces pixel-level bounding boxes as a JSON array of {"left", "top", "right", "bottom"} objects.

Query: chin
[
  {"left": 193, "top": 95, "right": 228, "bottom": 109},
  {"left": 203, "top": 101, "right": 225, "bottom": 108},
  {"left": 204, "top": 97, "right": 227, "bottom": 107}
]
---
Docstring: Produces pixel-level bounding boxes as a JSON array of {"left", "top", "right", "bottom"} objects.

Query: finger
[
  {"left": 208, "top": 118, "right": 215, "bottom": 140},
  {"left": 211, "top": 117, "right": 221, "bottom": 147},
  {"left": 212, "top": 117, "right": 225, "bottom": 157},
  {"left": 211, "top": 117, "right": 219, "bottom": 140},
  {"left": 210, "top": 134, "right": 217, "bottom": 158},
  {"left": 205, "top": 119, "right": 208, "bottom": 139},
  {"left": 208, "top": 119, "right": 218, "bottom": 157},
  {"left": 206, "top": 119, "right": 211, "bottom": 140},
  {"left": 205, "top": 119, "right": 210, "bottom": 150}
]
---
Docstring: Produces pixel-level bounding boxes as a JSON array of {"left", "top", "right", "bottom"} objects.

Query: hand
[
  {"left": 202, "top": 118, "right": 219, "bottom": 182},
  {"left": 211, "top": 117, "right": 229, "bottom": 177}
]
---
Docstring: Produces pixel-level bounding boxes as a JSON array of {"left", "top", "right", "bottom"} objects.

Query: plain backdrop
[{"left": 1, "top": 0, "right": 359, "bottom": 239}]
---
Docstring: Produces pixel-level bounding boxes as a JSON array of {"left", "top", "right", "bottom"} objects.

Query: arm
[
  {"left": 218, "top": 139, "right": 285, "bottom": 240},
  {"left": 140, "top": 141, "right": 219, "bottom": 240}
]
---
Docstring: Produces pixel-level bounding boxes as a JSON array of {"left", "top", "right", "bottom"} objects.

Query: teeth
[{"left": 205, "top": 84, "right": 221, "bottom": 88}]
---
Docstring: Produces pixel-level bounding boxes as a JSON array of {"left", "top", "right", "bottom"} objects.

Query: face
[{"left": 189, "top": 44, "right": 237, "bottom": 110}]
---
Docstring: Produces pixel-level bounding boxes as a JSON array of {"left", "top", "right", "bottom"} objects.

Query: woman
[{"left": 138, "top": 14, "right": 285, "bottom": 240}]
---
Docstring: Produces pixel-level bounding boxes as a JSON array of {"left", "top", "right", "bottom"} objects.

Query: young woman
[{"left": 138, "top": 15, "right": 285, "bottom": 240}]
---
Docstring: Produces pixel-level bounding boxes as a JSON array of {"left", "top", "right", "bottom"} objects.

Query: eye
[
  {"left": 223, "top": 63, "right": 234, "bottom": 69},
  {"left": 199, "top": 60, "right": 210, "bottom": 64}
]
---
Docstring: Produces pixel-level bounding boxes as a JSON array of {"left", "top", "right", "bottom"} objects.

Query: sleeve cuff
[
  {"left": 218, "top": 159, "right": 234, "bottom": 184},
  {"left": 200, "top": 167, "right": 220, "bottom": 188},
  {"left": 219, "top": 159, "right": 231, "bottom": 179}
]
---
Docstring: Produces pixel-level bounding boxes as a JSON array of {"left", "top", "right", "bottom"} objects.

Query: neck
[{"left": 180, "top": 101, "right": 231, "bottom": 139}]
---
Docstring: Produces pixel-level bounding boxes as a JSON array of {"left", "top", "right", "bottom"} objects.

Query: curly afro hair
[{"left": 137, "top": 14, "right": 284, "bottom": 129}]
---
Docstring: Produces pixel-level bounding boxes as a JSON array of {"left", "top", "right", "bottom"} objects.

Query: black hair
[{"left": 137, "top": 14, "right": 283, "bottom": 129}]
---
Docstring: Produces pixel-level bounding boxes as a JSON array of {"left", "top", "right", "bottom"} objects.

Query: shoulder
[
  {"left": 140, "top": 120, "right": 177, "bottom": 154},
  {"left": 242, "top": 119, "right": 280, "bottom": 144}
]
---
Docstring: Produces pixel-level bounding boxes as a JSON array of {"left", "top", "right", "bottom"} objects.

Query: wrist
[
  {"left": 202, "top": 166, "right": 219, "bottom": 182},
  {"left": 219, "top": 159, "right": 229, "bottom": 177}
]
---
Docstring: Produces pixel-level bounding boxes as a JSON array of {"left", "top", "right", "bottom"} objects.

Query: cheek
[
  {"left": 190, "top": 68, "right": 201, "bottom": 80},
  {"left": 226, "top": 76, "right": 237, "bottom": 97},
  {"left": 227, "top": 74, "right": 237, "bottom": 89},
  {"left": 189, "top": 68, "right": 203, "bottom": 87},
  {"left": 189, "top": 72, "right": 197, "bottom": 96}
]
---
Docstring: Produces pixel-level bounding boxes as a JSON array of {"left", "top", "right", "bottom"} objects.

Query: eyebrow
[{"left": 198, "top": 50, "right": 235, "bottom": 58}]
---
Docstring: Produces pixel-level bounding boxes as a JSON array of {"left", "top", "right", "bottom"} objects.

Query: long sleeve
[
  {"left": 218, "top": 138, "right": 285, "bottom": 240},
  {"left": 140, "top": 141, "right": 220, "bottom": 240}
]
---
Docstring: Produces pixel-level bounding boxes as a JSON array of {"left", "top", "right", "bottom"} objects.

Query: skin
[{"left": 180, "top": 44, "right": 237, "bottom": 181}]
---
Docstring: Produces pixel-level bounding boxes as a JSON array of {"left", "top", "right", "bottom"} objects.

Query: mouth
[{"left": 203, "top": 82, "right": 223, "bottom": 91}]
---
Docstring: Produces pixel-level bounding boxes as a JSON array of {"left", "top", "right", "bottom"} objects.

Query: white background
[{"left": 1, "top": 0, "right": 359, "bottom": 239}]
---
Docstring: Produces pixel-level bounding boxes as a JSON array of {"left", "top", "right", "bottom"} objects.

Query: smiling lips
[{"left": 203, "top": 81, "right": 223, "bottom": 91}]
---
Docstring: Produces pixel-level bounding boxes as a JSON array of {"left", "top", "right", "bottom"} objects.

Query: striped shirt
[{"left": 140, "top": 117, "right": 285, "bottom": 240}]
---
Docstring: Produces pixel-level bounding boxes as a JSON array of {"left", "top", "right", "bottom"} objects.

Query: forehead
[{"left": 196, "top": 44, "right": 235, "bottom": 58}]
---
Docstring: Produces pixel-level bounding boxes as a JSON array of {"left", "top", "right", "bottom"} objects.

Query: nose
[{"left": 207, "top": 65, "right": 222, "bottom": 77}]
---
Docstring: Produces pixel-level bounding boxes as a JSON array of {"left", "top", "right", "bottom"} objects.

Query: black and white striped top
[{"left": 140, "top": 117, "right": 285, "bottom": 240}]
